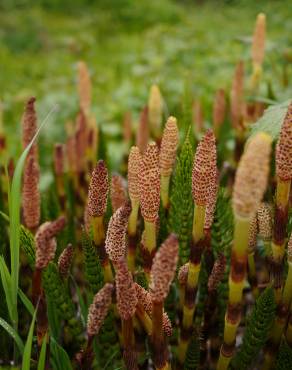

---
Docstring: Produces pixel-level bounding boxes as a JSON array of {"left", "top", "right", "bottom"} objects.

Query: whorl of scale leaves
[
  {"left": 81, "top": 229, "right": 104, "bottom": 294},
  {"left": 42, "top": 262, "right": 84, "bottom": 347},
  {"left": 230, "top": 287, "right": 276, "bottom": 370},
  {"left": 168, "top": 131, "right": 194, "bottom": 265},
  {"left": 184, "top": 330, "right": 200, "bottom": 370},
  {"left": 275, "top": 340, "right": 292, "bottom": 370}
]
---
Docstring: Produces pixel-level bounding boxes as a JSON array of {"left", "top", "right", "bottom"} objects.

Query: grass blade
[
  {"left": 0, "top": 317, "right": 24, "bottom": 354},
  {"left": 37, "top": 333, "right": 47, "bottom": 370},
  {"left": 50, "top": 337, "right": 72, "bottom": 370},
  {"left": 69, "top": 274, "right": 87, "bottom": 325},
  {"left": 22, "top": 303, "right": 38, "bottom": 370},
  {"left": 0, "top": 256, "right": 13, "bottom": 322},
  {"left": 18, "top": 288, "right": 34, "bottom": 316},
  {"left": 9, "top": 106, "right": 57, "bottom": 331}
]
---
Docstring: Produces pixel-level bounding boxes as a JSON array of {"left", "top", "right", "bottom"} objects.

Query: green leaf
[
  {"left": 0, "top": 256, "right": 13, "bottom": 322},
  {"left": 168, "top": 130, "right": 194, "bottom": 265},
  {"left": 50, "top": 337, "right": 72, "bottom": 370},
  {"left": 22, "top": 304, "right": 38, "bottom": 370},
  {"left": 275, "top": 340, "right": 292, "bottom": 370},
  {"left": 9, "top": 106, "right": 57, "bottom": 331},
  {"left": 184, "top": 330, "right": 200, "bottom": 369},
  {"left": 46, "top": 294, "right": 61, "bottom": 340},
  {"left": 42, "top": 262, "right": 84, "bottom": 348},
  {"left": 37, "top": 333, "right": 47, "bottom": 370},
  {"left": 18, "top": 288, "right": 34, "bottom": 316},
  {"left": 69, "top": 275, "right": 87, "bottom": 325},
  {"left": 0, "top": 317, "right": 24, "bottom": 354},
  {"left": 231, "top": 287, "right": 276, "bottom": 370},
  {"left": 249, "top": 100, "right": 291, "bottom": 139},
  {"left": 82, "top": 229, "right": 104, "bottom": 294}
]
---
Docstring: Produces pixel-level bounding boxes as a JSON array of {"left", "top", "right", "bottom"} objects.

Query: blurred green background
[{"left": 0, "top": 0, "right": 291, "bottom": 165}]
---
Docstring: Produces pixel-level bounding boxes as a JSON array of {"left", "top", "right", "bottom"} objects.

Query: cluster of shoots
[{"left": 1, "top": 12, "right": 292, "bottom": 370}]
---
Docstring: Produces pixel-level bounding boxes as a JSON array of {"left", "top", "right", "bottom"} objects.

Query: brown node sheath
[
  {"left": 140, "top": 241, "right": 156, "bottom": 272},
  {"left": 230, "top": 251, "right": 247, "bottom": 283},
  {"left": 184, "top": 285, "right": 197, "bottom": 308},
  {"left": 226, "top": 303, "right": 242, "bottom": 325},
  {"left": 273, "top": 206, "right": 288, "bottom": 247},
  {"left": 189, "top": 238, "right": 205, "bottom": 265}
]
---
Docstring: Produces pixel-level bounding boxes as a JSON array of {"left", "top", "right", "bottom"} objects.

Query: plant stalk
[
  {"left": 217, "top": 216, "right": 250, "bottom": 370},
  {"left": 178, "top": 204, "right": 206, "bottom": 364}
]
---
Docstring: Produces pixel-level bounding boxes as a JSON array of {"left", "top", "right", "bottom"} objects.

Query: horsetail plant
[
  {"left": 127, "top": 146, "right": 141, "bottom": 271},
  {"left": 150, "top": 233, "right": 178, "bottom": 369},
  {"left": 178, "top": 129, "right": 217, "bottom": 364},
  {"left": 116, "top": 257, "right": 138, "bottom": 369},
  {"left": 148, "top": 85, "right": 163, "bottom": 141},
  {"left": 22, "top": 156, "right": 40, "bottom": 233},
  {"left": 138, "top": 142, "right": 160, "bottom": 278},
  {"left": 250, "top": 13, "right": 266, "bottom": 91},
  {"left": 77, "top": 61, "right": 92, "bottom": 115},
  {"left": 257, "top": 202, "right": 273, "bottom": 279},
  {"left": 105, "top": 203, "right": 131, "bottom": 266},
  {"left": 212, "top": 89, "right": 226, "bottom": 139},
  {"left": 265, "top": 233, "right": 292, "bottom": 368},
  {"left": 58, "top": 244, "right": 74, "bottom": 279},
  {"left": 217, "top": 132, "right": 272, "bottom": 370},
  {"left": 87, "top": 160, "right": 113, "bottom": 282},
  {"left": 53, "top": 143, "right": 66, "bottom": 212},
  {"left": 2, "top": 18, "right": 292, "bottom": 368},
  {"left": 136, "top": 106, "right": 149, "bottom": 154},
  {"left": 77, "top": 283, "right": 113, "bottom": 368},
  {"left": 271, "top": 101, "right": 292, "bottom": 297},
  {"left": 247, "top": 215, "right": 259, "bottom": 298},
  {"left": 33, "top": 216, "right": 66, "bottom": 346},
  {"left": 110, "top": 174, "right": 127, "bottom": 213},
  {"left": 168, "top": 130, "right": 194, "bottom": 265},
  {"left": 230, "top": 286, "right": 276, "bottom": 370}
]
